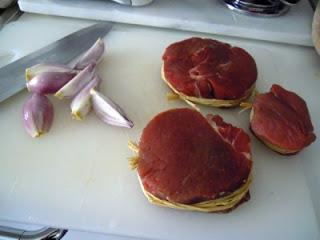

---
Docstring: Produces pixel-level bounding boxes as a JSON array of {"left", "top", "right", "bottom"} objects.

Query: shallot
[
  {"left": 71, "top": 74, "right": 102, "bottom": 120},
  {"left": 74, "top": 38, "right": 105, "bottom": 70},
  {"left": 22, "top": 37, "right": 133, "bottom": 138},
  {"left": 91, "top": 89, "right": 134, "bottom": 128},
  {"left": 22, "top": 93, "right": 54, "bottom": 138},
  {"left": 27, "top": 71, "right": 76, "bottom": 94},
  {"left": 55, "top": 63, "right": 96, "bottom": 99},
  {"left": 25, "top": 63, "right": 76, "bottom": 81}
]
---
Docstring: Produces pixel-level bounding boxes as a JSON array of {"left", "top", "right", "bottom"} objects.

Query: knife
[
  {"left": 110, "top": 0, "right": 153, "bottom": 6},
  {"left": 0, "top": 21, "right": 113, "bottom": 103}
]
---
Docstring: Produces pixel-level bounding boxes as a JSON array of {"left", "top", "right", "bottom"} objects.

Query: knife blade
[{"left": 0, "top": 21, "right": 113, "bottom": 102}]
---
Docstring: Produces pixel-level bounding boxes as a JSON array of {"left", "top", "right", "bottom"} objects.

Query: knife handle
[{"left": 0, "top": 225, "right": 67, "bottom": 240}]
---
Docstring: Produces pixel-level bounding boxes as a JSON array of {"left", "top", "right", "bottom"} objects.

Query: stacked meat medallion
[
  {"left": 250, "top": 84, "right": 316, "bottom": 155},
  {"left": 135, "top": 109, "right": 252, "bottom": 212},
  {"left": 162, "top": 37, "right": 257, "bottom": 107},
  {"left": 129, "top": 37, "right": 316, "bottom": 213}
]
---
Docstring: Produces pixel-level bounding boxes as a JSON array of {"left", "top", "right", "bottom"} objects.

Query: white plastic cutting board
[
  {"left": 17, "top": 0, "right": 314, "bottom": 46},
  {"left": 0, "top": 14, "right": 319, "bottom": 240}
]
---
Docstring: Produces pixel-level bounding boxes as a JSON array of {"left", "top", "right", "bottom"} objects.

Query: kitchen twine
[{"left": 128, "top": 141, "right": 252, "bottom": 213}]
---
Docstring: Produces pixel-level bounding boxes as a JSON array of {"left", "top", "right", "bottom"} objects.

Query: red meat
[
  {"left": 162, "top": 37, "right": 257, "bottom": 100},
  {"left": 138, "top": 108, "right": 252, "bottom": 204},
  {"left": 251, "top": 84, "right": 316, "bottom": 153}
]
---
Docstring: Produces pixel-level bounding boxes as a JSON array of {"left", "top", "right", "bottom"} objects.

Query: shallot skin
[
  {"left": 74, "top": 38, "right": 105, "bottom": 70},
  {"left": 91, "top": 89, "right": 134, "bottom": 129},
  {"left": 55, "top": 63, "right": 96, "bottom": 99},
  {"left": 26, "top": 63, "right": 75, "bottom": 81},
  {"left": 27, "top": 71, "right": 76, "bottom": 94},
  {"left": 22, "top": 93, "right": 54, "bottom": 138},
  {"left": 71, "top": 75, "right": 102, "bottom": 120}
]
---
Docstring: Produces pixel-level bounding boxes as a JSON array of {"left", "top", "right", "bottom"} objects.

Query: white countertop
[{"left": 18, "top": 0, "right": 314, "bottom": 46}]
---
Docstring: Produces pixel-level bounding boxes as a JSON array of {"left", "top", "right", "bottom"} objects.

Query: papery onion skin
[
  {"left": 74, "top": 38, "right": 105, "bottom": 70},
  {"left": 71, "top": 74, "right": 102, "bottom": 120},
  {"left": 55, "top": 63, "right": 96, "bottom": 99},
  {"left": 91, "top": 89, "right": 134, "bottom": 129}
]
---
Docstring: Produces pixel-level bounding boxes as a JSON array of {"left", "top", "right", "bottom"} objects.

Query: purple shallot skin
[
  {"left": 27, "top": 71, "right": 76, "bottom": 94},
  {"left": 26, "top": 63, "right": 75, "bottom": 81},
  {"left": 22, "top": 93, "right": 54, "bottom": 138},
  {"left": 55, "top": 63, "right": 96, "bottom": 99},
  {"left": 71, "top": 74, "right": 102, "bottom": 120},
  {"left": 74, "top": 38, "right": 105, "bottom": 70},
  {"left": 90, "top": 89, "right": 134, "bottom": 129}
]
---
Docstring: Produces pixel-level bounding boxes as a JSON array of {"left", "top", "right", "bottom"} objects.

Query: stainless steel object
[
  {"left": 0, "top": 4, "right": 22, "bottom": 29},
  {"left": 0, "top": 226, "right": 67, "bottom": 240},
  {"left": 109, "top": 0, "right": 153, "bottom": 6},
  {"left": 280, "top": 0, "right": 301, "bottom": 6},
  {"left": 222, "top": 0, "right": 301, "bottom": 16},
  {"left": 0, "top": 21, "right": 113, "bottom": 102},
  {"left": 0, "top": 0, "right": 16, "bottom": 9}
]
